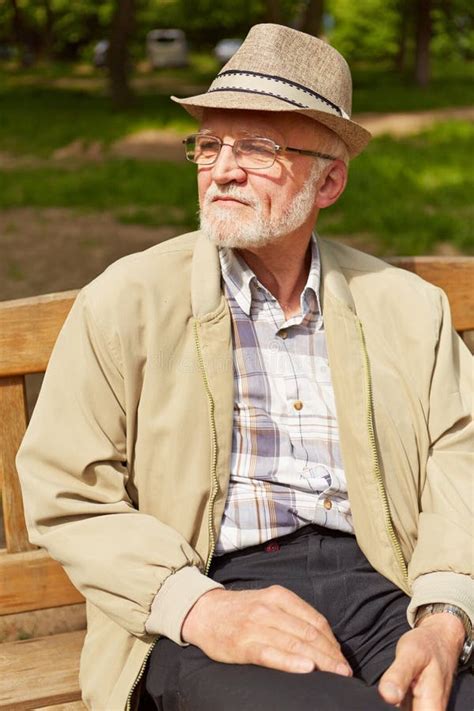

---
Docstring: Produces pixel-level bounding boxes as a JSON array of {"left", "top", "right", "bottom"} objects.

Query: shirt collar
[{"left": 219, "top": 233, "right": 322, "bottom": 319}]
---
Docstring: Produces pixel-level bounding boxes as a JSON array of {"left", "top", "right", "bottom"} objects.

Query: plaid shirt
[{"left": 215, "top": 235, "right": 353, "bottom": 554}]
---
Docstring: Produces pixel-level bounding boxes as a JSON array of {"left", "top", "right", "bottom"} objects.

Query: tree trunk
[
  {"left": 300, "top": 0, "right": 325, "bottom": 37},
  {"left": 263, "top": 0, "right": 282, "bottom": 24},
  {"left": 394, "top": 0, "right": 410, "bottom": 72},
  {"left": 414, "top": 0, "right": 432, "bottom": 86},
  {"left": 108, "top": 0, "right": 135, "bottom": 109},
  {"left": 8, "top": 0, "right": 34, "bottom": 65},
  {"left": 40, "top": 0, "right": 55, "bottom": 59}
]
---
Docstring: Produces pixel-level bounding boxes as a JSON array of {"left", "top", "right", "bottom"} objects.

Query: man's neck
[{"left": 236, "top": 230, "right": 314, "bottom": 320}]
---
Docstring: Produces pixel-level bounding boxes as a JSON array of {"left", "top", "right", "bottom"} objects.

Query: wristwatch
[{"left": 414, "top": 603, "right": 473, "bottom": 667}]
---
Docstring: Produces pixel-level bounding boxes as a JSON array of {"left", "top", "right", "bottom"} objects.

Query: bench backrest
[{"left": 1, "top": 257, "right": 473, "bottom": 617}]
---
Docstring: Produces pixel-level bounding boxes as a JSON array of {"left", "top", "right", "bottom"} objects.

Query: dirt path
[
  {"left": 355, "top": 105, "right": 474, "bottom": 137},
  {"left": 0, "top": 207, "right": 180, "bottom": 301}
]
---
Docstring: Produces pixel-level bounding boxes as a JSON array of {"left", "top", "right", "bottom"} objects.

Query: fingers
[
  {"left": 246, "top": 586, "right": 352, "bottom": 676},
  {"left": 410, "top": 665, "right": 448, "bottom": 711},
  {"left": 379, "top": 639, "right": 427, "bottom": 705},
  {"left": 248, "top": 642, "right": 315, "bottom": 674},
  {"left": 245, "top": 625, "right": 352, "bottom": 676},
  {"left": 379, "top": 634, "right": 446, "bottom": 711},
  {"left": 264, "top": 585, "right": 352, "bottom": 673},
  {"left": 183, "top": 584, "right": 353, "bottom": 677},
  {"left": 251, "top": 603, "right": 351, "bottom": 674},
  {"left": 265, "top": 585, "right": 347, "bottom": 654}
]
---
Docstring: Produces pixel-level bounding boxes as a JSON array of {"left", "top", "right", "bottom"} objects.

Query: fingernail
[
  {"left": 336, "top": 663, "right": 352, "bottom": 676},
  {"left": 381, "top": 682, "right": 402, "bottom": 702}
]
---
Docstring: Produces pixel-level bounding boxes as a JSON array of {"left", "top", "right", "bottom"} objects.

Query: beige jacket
[{"left": 17, "top": 232, "right": 473, "bottom": 711}]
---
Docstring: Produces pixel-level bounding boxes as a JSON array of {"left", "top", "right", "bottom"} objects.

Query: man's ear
[{"left": 314, "top": 160, "right": 348, "bottom": 209}]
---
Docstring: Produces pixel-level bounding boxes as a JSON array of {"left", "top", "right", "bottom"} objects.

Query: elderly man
[{"left": 17, "top": 24, "right": 472, "bottom": 711}]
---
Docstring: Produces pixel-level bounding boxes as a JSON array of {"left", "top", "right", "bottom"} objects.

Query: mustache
[{"left": 203, "top": 184, "right": 258, "bottom": 208}]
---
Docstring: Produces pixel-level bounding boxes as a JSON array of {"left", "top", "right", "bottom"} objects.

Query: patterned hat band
[{"left": 208, "top": 70, "right": 350, "bottom": 120}]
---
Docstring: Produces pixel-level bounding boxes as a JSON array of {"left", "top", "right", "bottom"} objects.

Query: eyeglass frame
[{"left": 182, "top": 133, "right": 337, "bottom": 169}]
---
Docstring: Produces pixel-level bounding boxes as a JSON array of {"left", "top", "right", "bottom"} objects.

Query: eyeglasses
[{"left": 183, "top": 134, "right": 336, "bottom": 170}]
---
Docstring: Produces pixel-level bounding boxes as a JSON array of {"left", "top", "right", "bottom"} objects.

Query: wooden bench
[{"left": 0, "top": 256, "right": 473, "bottom": 710}]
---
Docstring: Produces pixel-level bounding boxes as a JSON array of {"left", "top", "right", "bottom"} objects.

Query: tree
[
  {"left": 8, "top": 0, "right": 36, "bottom": 64},
  {"left": 264, "top": 0, "right": 283, "bottom": 23},
  {"left": 40, "top": 0, "right": 55, "bottom": 59},
  {"left": 414, "top": 0, "right": 432, "bottom": 86},
  {"left": 394, "top": 0, "right": 412, "bottom": 71},
  {"left": 299, "top": 0, "right": 325, "bottom": 37},
  {"left": 108, "top": 0, "right": 135, "bottom": 109}
]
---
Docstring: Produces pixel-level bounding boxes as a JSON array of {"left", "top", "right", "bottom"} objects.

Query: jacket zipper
[
  {"left": 126, "top": 316, "right": 406, "bottom": 710},
  {"left": 125, "top": 320, "right": 220, "bottom": 711},
  {"left": 193, "top": 320, "right": 219, "bottom": 574},
  {"left": 125, "top": 640, "right": 157, "bottom": 711},
  {"left": 357, "top": 318, "right": 408, "bottom": 582}
]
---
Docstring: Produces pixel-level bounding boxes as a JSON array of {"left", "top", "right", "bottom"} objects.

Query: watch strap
[{"left": 414, "top": 603, "right": 473, "bottom": 667}]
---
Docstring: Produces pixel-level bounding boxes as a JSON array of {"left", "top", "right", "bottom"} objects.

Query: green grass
[
  {"left": 351, "top": 61, "right": 474, "bottom": 113},
  {"left": 318, "top": 120, "right": 474, "bottom": 254},
  {"left": 1, "top": 121, "right": 472, "bottom": 255},
  {"left": 0, "top": 58, "right": 472, "bottom": 157},
  {"left": 0, "top": 86, "right": 197, "bottom": 157},
  {"left": 0, "top": 159, "right": 198, "bottom": 227}
]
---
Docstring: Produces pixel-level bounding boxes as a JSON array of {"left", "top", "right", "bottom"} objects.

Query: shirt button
[
  {"left": 265, "top": 542, "right": 280, "bottom": 553},
  {"left": 323, "top": 498, "right": 332, "bottom": 510},
  {"left": 279, "top": 329, "right": 288, "bottom": 339},
  {"left": 293, "top": 400, "right": 303, "bottom": 411}
]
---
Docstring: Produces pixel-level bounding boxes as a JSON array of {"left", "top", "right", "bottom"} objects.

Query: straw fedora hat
[{"left": 172, "top": 24, "right": 371, "bottom": 158}]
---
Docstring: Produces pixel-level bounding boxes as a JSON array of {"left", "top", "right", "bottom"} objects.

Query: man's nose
[{"left": 211, "top": 143, "right": 246, "bottom": 184}]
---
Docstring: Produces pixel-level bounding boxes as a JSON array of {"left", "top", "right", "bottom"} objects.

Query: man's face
[{"left": 197, "top": 110, "right": 324, "bottom": 249}]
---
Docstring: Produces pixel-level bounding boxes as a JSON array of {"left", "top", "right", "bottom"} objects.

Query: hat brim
[{"left": 171, "top": 91, "right": 371, "bottom": 158}]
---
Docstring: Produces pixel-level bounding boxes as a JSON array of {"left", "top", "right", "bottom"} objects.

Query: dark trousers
[{"left": 143, "top": 524, "right": 473, "bottom": 710}]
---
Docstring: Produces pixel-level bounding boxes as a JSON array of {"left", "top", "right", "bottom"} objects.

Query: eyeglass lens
[{"left": 185, "top": 135, "right": 277, "bottom": 169}]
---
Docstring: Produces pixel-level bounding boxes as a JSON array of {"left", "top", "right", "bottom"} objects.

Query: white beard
[{"left": 199, "top": 161, "right": 322, "bottom": 249}]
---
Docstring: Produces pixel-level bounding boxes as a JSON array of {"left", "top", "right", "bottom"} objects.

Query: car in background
[
  {"left": 214, "top": 38, "right": 243, "bottom": 65},
  {"left": 93, "top": 39, "right": 109, "bottom": 68},
  {"left": 147, "top": 29, "right": 188, "bottom": 68}
]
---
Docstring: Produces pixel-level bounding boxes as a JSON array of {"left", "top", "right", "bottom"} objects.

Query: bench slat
[
  {"left": 0, "top": 630, "right": 85, "bottom": 710},
  {"left": 0, "top": 376, "right": 34, "bottom": 553},
  {"left": 389, "top": 256, "right": 474, "bottom": 332},
  {"left": 0, "top": 551, "right": 84, "bottom": 616},
  {"left": 35, "top": 703, "right": 87, "bottom": 711},
  {"left": 0, "top": 291, "right": 78, "bottom": 377}
]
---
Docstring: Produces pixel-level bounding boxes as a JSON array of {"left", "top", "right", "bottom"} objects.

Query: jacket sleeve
[
  {"left": 16, "top": 288, "right": 220, "bottom": 640},
  {"left": 406, "top": 289, "right": 474, "bottom": 625}
]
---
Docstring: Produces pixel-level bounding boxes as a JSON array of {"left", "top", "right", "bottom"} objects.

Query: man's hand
[
  {"left": 181, "top": 585, "right": 353, "bottom": 676},
  {"left": 378, "top": 613, "right": 465, "bottom": 710}
]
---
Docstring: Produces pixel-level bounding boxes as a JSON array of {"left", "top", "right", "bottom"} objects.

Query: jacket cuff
[
  {"left": 145, "top": 566, "right": 224, "bottom": 644},
  {"left": 407, "top": 572, "right": 474, "bottom": 627}
]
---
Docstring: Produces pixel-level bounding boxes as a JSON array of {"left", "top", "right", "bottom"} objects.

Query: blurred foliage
[
  {"left": 0, "top": 58, "right": 471, "bottom": 158},
  {"left": 330, "top": 0, "right": 473, "bottom": 63},
  {"left": 1, "top": 1, "right": 472, "bottom": 257},
  {"left": 1, "top": 0, "right": 472, "bottom": 64},
  {"left": 1, "top": 122, "right": 473, "bottom": 255}
]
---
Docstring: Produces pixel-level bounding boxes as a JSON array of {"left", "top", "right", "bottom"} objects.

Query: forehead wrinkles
[{"left": 198, "top": 121, "right": 286, "bottom": 145}]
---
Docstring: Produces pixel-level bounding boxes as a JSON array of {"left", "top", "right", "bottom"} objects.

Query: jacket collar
[
  {"left": 191, "top": 230, "right": 357, "bottom": 319},
  {"left": 191, "top": 232, "right": 223, "bottom": 319},
  {"left": 318, "top": 237, "right": 356, "bottom": 314}
]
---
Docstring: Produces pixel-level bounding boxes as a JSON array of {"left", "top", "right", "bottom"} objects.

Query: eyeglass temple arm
[{"left": 284, "top": 146, "right": 336, "bottom": 161}]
